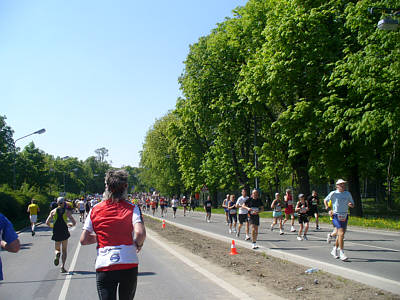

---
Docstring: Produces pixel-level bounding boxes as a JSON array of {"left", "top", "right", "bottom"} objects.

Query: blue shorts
[
  {"left": 224, "top": 208, "right": 228, "bottom": 213},
  {"left": 273, "top": 211, "right": 282, "bottom": 218},
  {"left": 332, "top": 213, "right": 348, "bottom": 229}
]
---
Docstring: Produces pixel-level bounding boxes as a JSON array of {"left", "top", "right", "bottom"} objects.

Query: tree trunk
[
  {"left": 348, "top": 164, "right": 363, "bottom": 217},
  {"left": 292, "top": 153, "right": 310, "bottom": 196}
]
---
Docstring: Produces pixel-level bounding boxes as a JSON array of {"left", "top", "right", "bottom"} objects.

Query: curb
[{"left": 145, "top": 213, "right": 400, "bottom": 296}]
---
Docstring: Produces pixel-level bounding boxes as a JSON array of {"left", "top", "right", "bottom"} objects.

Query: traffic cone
[
  {"left": 230, "top": 240, "right": 238, "bottom": 255},
  {"left": 162, "top": 219, "right": 166, "bottom": 229}
]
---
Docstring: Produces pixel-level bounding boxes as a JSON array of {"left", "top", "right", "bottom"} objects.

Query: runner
[
  {"left": 0, "top": 213, "right": 20, "bottom": 281},
  {"left": 307, "top": 190, "right": 320, "bottom": 230},
  {"left": 222, "top": 194, "right": 230, "bottom": 225},
  {"left": 85, "top": 199, "right": 91, "bottom": 216},
  {"left": 159, "top": 197, "right": 166, "bottom": 218},
  {"left": 204, "top": 195, "right": 212, "bottom": 223},
  {"left": 145, "top": 197, "right": 150, "bottom": 212},
  {"left": 242, "top": 189, "right": 264, "bottom": 249},
  {"left": 80, "top": 169, "right": 146, "bottom": 300},
  {"left": 150, "top": 198, "right": 157, "bottom": 216},
  {"left": 78, "top": 197, "right": 86, "bottom": 222},
  {"left": 45, "top": 197, "right": 76, "bottom": 273},
  {"left": 27, "top": 198, "right": 40, "bottom": 236},
  {"left": 324, "top": 179, "right": 354, "bottom": 261},
  {"left": 270, "top": 193, "right": 284, "bottom": 235},
  {"left": 295, "top": 194, "right": 309, "bottom": 240},
  {"left": 227, "top": 195, "right": 237, "bottom": 234},
  {"left": 283, "top": 189, "right": 296, "bottom": 232},
  {"left": 171, "top": 195, "right": 179, "bottom": 218},
  {"left": 236, "top": 188, "right": 250, "bottom": 240},
  {"left": 181, "top": 196, "right": 188, "bottom": 216},
  {"left": 190, "top": 196, "right": 196, "bottom": 212}
]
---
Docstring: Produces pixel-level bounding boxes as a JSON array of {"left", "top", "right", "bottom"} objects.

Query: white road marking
[
  {"left": 346, "top": 241, "right": 400, "bottom": 252},
  {"left": 58, "top": 241, "right": 82, "bottom": 300},
  {"left": 147, "top": 230, "right": 254, "bottom": 300}
]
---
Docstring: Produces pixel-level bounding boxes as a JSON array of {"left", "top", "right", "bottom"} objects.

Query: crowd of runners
[{"left": 139, "top": 179, "right": 354, "bottom": 261}]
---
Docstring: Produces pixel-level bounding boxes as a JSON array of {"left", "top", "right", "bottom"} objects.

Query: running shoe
[
  {"left": 339, "top": 250, "right": 348, "bottom": 261},
  {"left": 60, "top": 267, "right": 67, "bottom": 273},
  {"left": 291, "top": 226, "right": 296, "bottom": 232},
  {"left": 279, "top": 230, "right": 284, "bottom": 235},
  {"left": 297, "top": 236, "right": 303, "bottom": 241},
  {"left": 327, "top": 233, "right": 332, "bottom": 243},
  {"left": 303, "top": 235, "right": 308, "bottom": 240},
  {"left": 229, "top": 229, "right": 232, "bottom": 234},
  {"left": 207, "top": 219, "right": 210, "bottom": 223},
  {"left": 331, "top": 247, "right": 339, "bottom": 259},
  {"left": 54, "top": 252, "right": 61, "bottom": 266},
  {"left": 233, "top": 229, "right": 237, "bottom": 233},
  {"left": 32, "top": 231, "right": 35, "bottom": 237},
  {"left": 316, "top": 225, "right": 320, "bottom": 230},
  {"left": 270, "top": 226, "right": 274, "bottom": 231},
  {"left": 252, "top": 243, "right": 259, "bottom": 249},
  {"left": 236, "top": 232, "right": 239, "bottom": 238},
  {"left": 245, "top": 235, "right": 251, "bottom": 241}
]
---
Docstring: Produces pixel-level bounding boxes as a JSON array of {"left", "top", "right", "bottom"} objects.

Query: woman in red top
[
  {"left": 282, "top": 189, "right": 296, "bottom": 232},
  {"left": 80, "top": 169, "right": 146, "bottom": 300}
]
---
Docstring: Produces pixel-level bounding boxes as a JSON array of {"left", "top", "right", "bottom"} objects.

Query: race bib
[
  {"left": 206, "top": 203, "right": 211, "bottom": 207},
  {"left": 312, "top": 200, "right": 318, "bottom": 205},
  {"left": 251, "top": 207, "right": 259, "bottom": 215},
  {"left": 287, "top": 200, "right": 293, "bottom": 206},
  {"left": 300, "top": 207, "right": 307, "bottom": 214},
  {"left": 275, "top": 206, "right": 281, "bottom": 212},
  {"left": 230, "top": 209, "right": 237, "bottom": 214},
  {"left": 337, "top": 213, "right": 347, "bottom": 222}
]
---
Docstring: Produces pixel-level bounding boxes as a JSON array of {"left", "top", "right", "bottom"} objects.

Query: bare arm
[
  {"left": 46, "top": 210, "right": 55, "bottom": 226},
  {"left": 1, "top": 238, "right": 20, "bottom": 253},
  {"left": 271, "top": 199, "right": 276, "bottom": 209},
  {"left": 80, "top": 230, "right": 97, "bottom": 245},
  {"left": 134, "top": 222, "right": 146, "bottom": 253},
  {"left": 66, "top": 210, "right": 76, "bottom": 226}
]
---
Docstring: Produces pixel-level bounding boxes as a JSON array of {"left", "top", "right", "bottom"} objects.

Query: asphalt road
[
  {"left": 146, "top": 208, "right": 400, "bottom": 289},
  {"left": 0, "top": 214, "right": 243, "bottom": 300}
]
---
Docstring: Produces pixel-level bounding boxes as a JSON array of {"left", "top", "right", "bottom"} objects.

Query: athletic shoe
[
  {"left": 297, "top": 236, "right": 303, "bottom": 241},
  {"left": 339, "top": 250, "right": 348, "bottom": 261},
  {"left": 331, "top": 247, "right": 339, "bottom": 259},
  {"left": 207, "top": 219, "right": 210, "bottom": 223},
  {"left": 54, "top": 252, "right": 61, "bottom": 266},
  {"left": 60, "top": 267, "right": 67, "bottom": 273},
  {"left": 327, "top": 233, "right": 332, "bottom": 244},
  {"left": 303, "top": 235, "right": 308, "bottom": 240},
  {"left": 32, "top": 231, "right": 35, "bottom": 237},
  {"left": 233, "top": 229, "right": 237, "bottom": 233},
  {"left": 316, "top": 225, "right": 320, "bottom": 230},
  {"left": 279, "top": 230, "right": 284, "bottom": 235},
  {"left": 270, "top": 226, "right": 274, "bottom": 231},
  {"left": 291, "top": 226, "right": 296, "bottom": 232},
  {"left": 252, "top": 243, "right": 259, "bottom": 249},
  {"left": 236, "top": 232, "right": 239, "bottom": 238},
  {"left": 245, "top": 235, "right": 251, "bottom": 241},
  {"left": 229, "top": 229, "right": 232, "bottom": 234}
]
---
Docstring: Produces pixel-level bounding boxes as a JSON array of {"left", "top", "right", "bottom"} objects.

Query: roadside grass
[{"left": 180, "top": 206, "right": 400, "bottom": 230}]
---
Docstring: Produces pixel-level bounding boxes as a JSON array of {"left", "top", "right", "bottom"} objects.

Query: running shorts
[
  {"left": 308, "top": 206, "right": 318, "bottom": 216},
  {"left": 205, "top": 208, "right": 211, "bottom": 213},
  {"left": 228, "top": 214, "right": 237, "bottom": 224},
  {"left": 285, "top": 205, "right": 294, "bottom": 215},
  {"left": 298, "top": 214, "right": 309, "bottom": 224},
  {"left": 160, "top": 205, "right": 165, "bottom": 209},
  {"left": 248, "top": 214, "right": 260, "bottom": 226},
  {"left": 238, "top": 214, "right": 248, "bottom": 224},
  {"left": 332, "top": 213, "right": 348, "bottom": 229},
  {"left": 30, "top": 215, "right": 37, "bottom": 223},
  {"left": 224, "top": 208, "right": 229, "bottom": 213},
  {"left": 272, "top": 211, "right": 282, "bottom": 218},
  {"left": 172, "top": 207, "right": 177, "bottom": 212},
  {"left": 79, "top": 209, "right": 85, "bottom": 214}
]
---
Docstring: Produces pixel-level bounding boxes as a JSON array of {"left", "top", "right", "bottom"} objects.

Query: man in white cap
[{"left": 324, "top": 179, "right": 354, "bottom": 261}]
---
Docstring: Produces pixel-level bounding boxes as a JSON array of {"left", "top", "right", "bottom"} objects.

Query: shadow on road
[
  {"left": 346, "top": 249, "right": 399, "bottom": 253},
  {"left": 349, "top": 257, "right": 400, "bottom": 263},
  {"left": 269, "top": 247, "right": 309, "bottom": 251},
  {"left": 138, "top": 272, "right": 156, "bottom": 276},
  {"left": 71, "top": 270, "right": 96, "bottom": 275},
  {"left": 19, "top": 243, "right": 33, "bottom": 250}
]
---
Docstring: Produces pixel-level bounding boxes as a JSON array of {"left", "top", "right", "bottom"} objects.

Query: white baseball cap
[{"left": 336, "top": 179, "right": 347, "bottom": 185}]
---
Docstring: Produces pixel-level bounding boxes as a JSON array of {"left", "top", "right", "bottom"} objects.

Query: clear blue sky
[{"left": 0, "top": 0, "right": 246, "bottom": 167}]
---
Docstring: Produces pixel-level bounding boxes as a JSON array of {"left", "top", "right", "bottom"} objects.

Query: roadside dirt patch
[{"left": 144, "top": 216, "right": 399, "bottom": 300}]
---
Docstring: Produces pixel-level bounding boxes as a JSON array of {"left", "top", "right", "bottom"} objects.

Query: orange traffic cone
[
  {"left": 230, "top": 240, "right": 238, "bottom": 255},
  {"left": 162, "top": 219, "right": 166, "bottom": 229}
]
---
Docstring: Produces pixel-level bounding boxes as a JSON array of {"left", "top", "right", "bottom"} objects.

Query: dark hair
[{"left": 105, "top": 169, "right": 128, "bottom": 199}]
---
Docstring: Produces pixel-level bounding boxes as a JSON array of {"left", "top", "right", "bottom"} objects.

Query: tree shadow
[
  {"left": 19, "top": 243, "right": 32, "bottom": 250},
  {"left": 348, "top": 257, "right": 400, "bottom": 263},
  {"left": 346, "top": 249, "right": 398, "bottom": 253},
  {"left": 138, "top": 272, "right": 156, "bottom": 276}
]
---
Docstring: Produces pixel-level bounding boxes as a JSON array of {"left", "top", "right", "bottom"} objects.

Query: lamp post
[
  {"left": 13, "top": 128, "right": 46, "bottom": 190},
  {"left": 369, "top": 7, "right": 400, "bottom": 31}
]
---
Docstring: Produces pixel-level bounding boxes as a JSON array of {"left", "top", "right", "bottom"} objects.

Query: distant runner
[
  {"left": 204, "top": 196, "right": 212, "bottom": 223},
  {"left": 307, "top": 190, "right": 320, "bottom": 230},
  {"left": 27, "top": 198, "right": 40, "bottom": 236},
  {"left": 324, "top": 179, "right": 354, "bottom": 261},
  {"left": 283, "top": 189, "right": 296, "bottom": 232},
  {"left": 222, "top": 194, "right": 230, "bottom": 225},
  {"left": 46, "top": 197, "right": 76, "bottom": 273},
  {"left": 227, "top": 195, "right": 237, "bottom": 234},
  {"left": 150, "top": 198, "right": 157, "bottom": 216},
  {"left": 243, "top": 189, "right": 264, "bottom": 249},
  {"left": 236, "top": 188, "right": 250, "bottom": 240},
  {"left": 181, "top": 196, "right": 188, "bottom": 217},
  {"left": 295, "top": 194, "right": 309, "bottom": 240},
  {"left": 270, "top": 193, "right": 284, "bottom": 235},
  {"left": 78, "top": 198, "right": 86, "bottom": 222},
  {"left": 171, "top": 196, "right": 179, "bottom": 218},
  {"left": 159, "top": 197, "right": 166, "bottom": 218}
]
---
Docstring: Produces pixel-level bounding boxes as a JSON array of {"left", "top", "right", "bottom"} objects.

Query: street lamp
[
  {"left": 13, "top": 128, "right": 46, "bottom": 189},
  {"left": 369, "top": 7, "right": 400, "bottom": 31}
]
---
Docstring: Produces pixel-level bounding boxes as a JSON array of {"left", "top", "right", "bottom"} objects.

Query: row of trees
[
  {"left": 140, "top": 0, "right": 400, "bottom": 216},
  {"left": 0, "top": 116, "right": 143, "bottom": 196}
]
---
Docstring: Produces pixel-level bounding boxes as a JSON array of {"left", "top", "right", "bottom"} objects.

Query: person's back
[{"left": 0, "top": 213, "right": 20, "bottom": 280}]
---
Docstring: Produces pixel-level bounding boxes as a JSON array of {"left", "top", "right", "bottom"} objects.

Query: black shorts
[
  {"left": 298, "top": 214, "right": 309, "bottom": 224},
  {"left": 79, "top": 209, "right": 85, "bottom": 214},
  {"left": 160, "top": 205, "right": 165, "bottom": 209},
  {"left": 96, "top": 267, "right": 138, "bottom": 300},
  {"left": 228, "top": 214, "right": 237, "bottom": 224},
  {"left": 308, "top": 206, "right": 318, "bottom": 216},
  {"left": 248, "top": 214, "right": 260, "bottom": 226},
  {"left": 238, "top": 214, "right": 248, "bottom": 224},
  {"left": 172, "top": 207, "right": 177, "bottom": 212},
  {"left": 205, "top": 207, "right": 211, "bottom": 213}
]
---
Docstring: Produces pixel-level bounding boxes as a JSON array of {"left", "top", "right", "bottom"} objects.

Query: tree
[
  {"left": 0, "top": 116, "right": 15, "bottom": 186},
  {"left": 95, "top": 147, "right": 109, "bottom": 163}
]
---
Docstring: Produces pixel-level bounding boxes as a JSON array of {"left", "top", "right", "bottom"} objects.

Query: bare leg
[
  {"left": 304, "top": 222, "right": 309, "bottom": 235},
  {"left": 61, "top": 239, "right": 68, "bottom": 270},
  {"left": 252, "top": 225, "right": 259, "bottom": 243}
]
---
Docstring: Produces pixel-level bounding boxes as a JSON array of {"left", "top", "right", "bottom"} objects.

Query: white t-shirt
[
  {"left": 78, "top": 200, "right": 85, "bottom": 210},
  {"left": 324, "top": 190, "right": 354, "bottom": 214},
  {"left": 236, "top": 196, "right": 249, "bottom": 215},
  {"left": 171, "top": 199, "right": 179, "bottom": 208}
]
